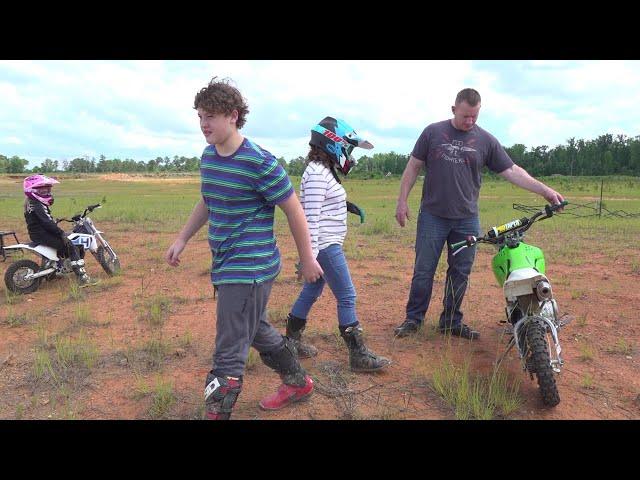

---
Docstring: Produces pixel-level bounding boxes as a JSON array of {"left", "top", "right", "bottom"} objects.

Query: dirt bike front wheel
[
  {"left": 95, "top": 245, "right": 120, "bottom": 276},
  {"left": 524, "top": 316, "right": 560, "bottom": 407},
  {"left": 4, "top": 259, "right": 42, "bottom": 294}
]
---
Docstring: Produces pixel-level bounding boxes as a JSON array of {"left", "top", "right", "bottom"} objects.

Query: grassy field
[
  {"left": 3, "top": 173, "right": 638, "bottom": 232},
  {"left": 2, "top": 173, "right": 639, "bottom": 271},
  {"left": 1, "top": 173, "right": 639, "bottom": 420}
]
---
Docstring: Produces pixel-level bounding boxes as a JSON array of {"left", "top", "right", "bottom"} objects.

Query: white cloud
[{"left": 1, "top": 60, "right": 639, "bottom": 166}]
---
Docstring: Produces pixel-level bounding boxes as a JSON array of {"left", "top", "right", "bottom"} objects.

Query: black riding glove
[{"left": 346, "top": 201, "right": 365, "bottom": 224}]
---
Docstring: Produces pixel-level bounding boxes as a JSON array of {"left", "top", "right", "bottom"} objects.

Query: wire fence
[
  {"left": 513, "top": 202, "right": 640, "bottom": 219},
  {"left": 513, "top": 179, "right": 640, "bottom": 219}
]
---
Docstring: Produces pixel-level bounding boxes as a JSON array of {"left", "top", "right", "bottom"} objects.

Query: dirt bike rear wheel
[
  {"left": 4, "top": 259, "right": 42, "bottom": 294},
  {"left": 524, "top": 316, "right": 560, "bottom": 407},
  {"left": 96, "top": 245, "right": 120, "bottom": 276}
]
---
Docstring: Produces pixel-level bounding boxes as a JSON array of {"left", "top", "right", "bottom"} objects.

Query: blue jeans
[
  {"left": 291, "top": 244, "right": 357, "bottom": 327},
  {"left": 406, "top": 210, "right": 480, "bottom": 329}
]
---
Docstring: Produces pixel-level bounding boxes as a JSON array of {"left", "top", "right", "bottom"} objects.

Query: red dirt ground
[{"left": 1, "top": 221, "right": 638, "bottom": 420}]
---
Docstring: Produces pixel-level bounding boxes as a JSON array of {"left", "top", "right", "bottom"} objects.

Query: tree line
[{"left": 2, "top": 134, "right": 640, "bottom": 177}]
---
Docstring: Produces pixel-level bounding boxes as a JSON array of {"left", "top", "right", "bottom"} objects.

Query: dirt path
[{"left": 1, "top": 224, "right": 638, "bottom": 420}]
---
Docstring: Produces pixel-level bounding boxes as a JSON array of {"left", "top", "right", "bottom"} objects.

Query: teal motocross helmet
[{"left": 310, "top": 116, "right": 373, "bottom": 175}]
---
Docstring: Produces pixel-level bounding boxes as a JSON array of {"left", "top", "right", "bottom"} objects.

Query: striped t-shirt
[
  {"left": 300, "top": 162, "right": 347, "bottom": 258},
  {"left": 200, "top": 138, "right": 294, "bottom": 285}
]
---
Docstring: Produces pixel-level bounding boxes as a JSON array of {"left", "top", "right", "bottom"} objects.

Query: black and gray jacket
[{"left": 24, "top": 198, "right": 66, "bottom": 243}]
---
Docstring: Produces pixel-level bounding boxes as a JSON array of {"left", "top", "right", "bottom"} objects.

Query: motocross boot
[
  {"left": 70, "top": 259, "right": 97, "bottom": 286},
  {"left": 203, "top": 371, "right": 243, "bottom": 420},
  {"left": 340, "top": 324, "right": 391, "bottom": 372},
  {"left": 285, "top": 313, "right": 318, "bottom": 358}
]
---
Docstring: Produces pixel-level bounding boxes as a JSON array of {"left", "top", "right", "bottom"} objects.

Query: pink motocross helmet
[{"left": 23, "top": 174, "right": 60, "bottom": 206}]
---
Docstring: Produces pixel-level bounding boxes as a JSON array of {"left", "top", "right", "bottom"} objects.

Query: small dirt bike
[
  {"left": 451, "top": 201, "right": 569, "bottom": 406},
  {"left": 1, "top": 203, "right": 120, "bottom": 294}
]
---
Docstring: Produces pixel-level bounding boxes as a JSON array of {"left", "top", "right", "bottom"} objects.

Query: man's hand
[
  {"left": 299, "top": 258, "right": 323, "bottom": 283},
  {"left": 396, "top": 200, "right": 411, "bottom": 227},
  {"left": 543, "top": 187, "right": 565, "bottom": 208},
  {"left": 165, "top": 238, "right": 187, "bottom": 267}
]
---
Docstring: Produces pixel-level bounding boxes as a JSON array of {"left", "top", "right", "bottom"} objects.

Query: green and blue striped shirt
[{"left": 200, "top": 138, "right": 294, "bottom": 285}]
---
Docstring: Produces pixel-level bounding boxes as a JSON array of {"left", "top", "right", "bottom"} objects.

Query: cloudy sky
[{"left": 1, "top": 60, "right": 639, "bottom": 168}]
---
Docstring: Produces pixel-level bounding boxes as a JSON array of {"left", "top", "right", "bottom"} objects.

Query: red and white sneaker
[{"left": 259, "top": 375, "right": 314, "bottom": 410}]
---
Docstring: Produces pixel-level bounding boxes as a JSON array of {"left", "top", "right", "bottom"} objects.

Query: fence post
[{"left": 599, "top": 178, "right": 604, "bottom": 218}]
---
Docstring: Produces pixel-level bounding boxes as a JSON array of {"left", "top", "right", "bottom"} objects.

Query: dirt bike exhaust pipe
[
  {"left": 23, "top": 267, "right": 56, "bottom": 280},
  {"left": 535, "top": 281, "right": 553, "bottom": 301}
]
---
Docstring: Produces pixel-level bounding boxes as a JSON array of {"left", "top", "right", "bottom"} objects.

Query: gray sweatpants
[{"left": 212, "top": 280, "right": 284, "bottom": 378}]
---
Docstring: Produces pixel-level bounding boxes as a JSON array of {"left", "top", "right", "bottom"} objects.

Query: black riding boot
[
  {"left": 286, "top": 313, "right": 318, "bottom": 358},
  {"left": 340, "top": 324, "right": 391, "bottom": 372}
]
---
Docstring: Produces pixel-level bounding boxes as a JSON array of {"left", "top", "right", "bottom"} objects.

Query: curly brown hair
[{"left": 193, "top": 77, "right": 250, "bottom": 129}]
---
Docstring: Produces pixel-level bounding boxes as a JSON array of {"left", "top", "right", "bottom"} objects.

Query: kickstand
[{"left": 495, "top": 337, "right": 516, "bottom": 369}]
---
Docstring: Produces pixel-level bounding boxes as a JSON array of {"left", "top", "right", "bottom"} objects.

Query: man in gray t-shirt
[{"left": 394, "top": 88, "right": 564, "bottom": 340}]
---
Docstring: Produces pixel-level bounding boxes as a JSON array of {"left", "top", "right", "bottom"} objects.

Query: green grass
[
  {"left": 571, "top": 290, "right": 585, "bottom": 300},
  {"left": 430, "top": 358, "right": 522, "bottom": 420},
  {"left": 4, "top": 308, "right": 30, "bottom": 327},
  {"left": 74, "top": 303, "right": 93, "bottom": 326},
  {"left": 607, "top": 338, "right": 633, "bottom": 355},
  {"left": 148, "top": 377, "right": 176, "bottom": 419},
  {"left": 177, "top": 330, "right": 193, "bottom": 349},
  {"left": 137, "top": 294, "right": 172, "bottom": 327},
  {"left": 143, "top": 335, "right": 170, "bottom": 369},
  {"left": 63, "top": 279, "right": 85, "bottom": 302},
  {"left": 576, "top": 315, "right": 588, "bottom": 328},
  {"left": 3, "top": 288, "right": 23, "bottom": 306},
  {"left": 267, "top": 304, "right": 289, "bottom": 327},
  {"left": 2, "top": 175, "right": 638, "bottom": 260},
  {"left": 33, "top": 328, "right": 98, "bottom": 383},
  {"left": 578, "top": 341, "right": 596, "bottom": 361},
  {"left": 245, "top": 348, "right": 259, "bottom": 371},
  {"left": 33, "top": 348, "right": 58, "bottom": 382},
  {"left": 90, "top": 276, "right": 123, "bottom": 292},
  {"left": 581, "top": 373, "right": 595, "bottom": 389},
  {"left": 54, "top": 331, "right": 99, "bottom": 372}
]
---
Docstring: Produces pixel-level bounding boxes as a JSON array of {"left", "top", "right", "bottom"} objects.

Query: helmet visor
[{"left": 34, "top": 186, "right": 52, "bottom": 195}]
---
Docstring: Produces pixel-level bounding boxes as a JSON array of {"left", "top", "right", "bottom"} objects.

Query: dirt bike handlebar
[
  {"left": 450, "top": 201, "right": 569, "bottom": 254},
  {"left": 55, "top": 203, "right": 103, "bottom": 224}
]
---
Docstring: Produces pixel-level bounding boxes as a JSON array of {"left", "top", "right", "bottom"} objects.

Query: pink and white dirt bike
[{"left": 1, "top": 203, "right": 120, "bottom": 294}]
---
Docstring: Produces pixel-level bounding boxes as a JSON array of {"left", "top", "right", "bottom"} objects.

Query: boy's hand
[
  {"left": 299, "top": 258, "right": 323, "bottom": 283},
  {"left": 165, "top": 238, "right": 187, "bottom": 267}
]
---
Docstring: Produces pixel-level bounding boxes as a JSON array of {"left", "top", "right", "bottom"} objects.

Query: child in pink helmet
[{"left": 23, "top": 174, "right": 94, "bottom": 285}]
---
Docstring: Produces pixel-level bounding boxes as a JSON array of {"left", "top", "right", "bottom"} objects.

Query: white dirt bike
[{"left": 1, "top": 203, "right": 120, "bottom": 294}]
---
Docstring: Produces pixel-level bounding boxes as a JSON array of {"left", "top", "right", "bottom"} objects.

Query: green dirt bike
[{"left": 451, "top": 201, "right": 569, "bottom": 407}]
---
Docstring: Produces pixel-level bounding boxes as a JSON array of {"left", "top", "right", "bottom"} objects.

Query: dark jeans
[{"left": 405, "top": 210, "right": 480, "bottom": 329}]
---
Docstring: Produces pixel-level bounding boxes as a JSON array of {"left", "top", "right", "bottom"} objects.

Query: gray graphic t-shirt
[{"left": 412, "top": 120, "right": 514, "bottom": 219}]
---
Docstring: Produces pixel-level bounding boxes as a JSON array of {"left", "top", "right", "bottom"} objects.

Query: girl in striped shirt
[{"left": 286, "top": 117, "right": 391, "bottom": 372}]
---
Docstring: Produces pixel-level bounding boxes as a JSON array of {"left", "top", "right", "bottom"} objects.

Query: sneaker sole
[{"left": 258, "top": 390, "right": 313, "bottom": 411}]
